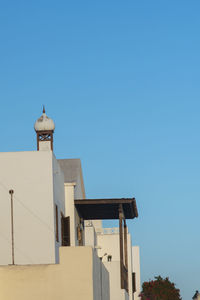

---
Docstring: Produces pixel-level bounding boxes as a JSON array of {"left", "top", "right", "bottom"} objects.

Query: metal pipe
[{"left": 9, "top": 189, "right": 14, "bottom": 265}]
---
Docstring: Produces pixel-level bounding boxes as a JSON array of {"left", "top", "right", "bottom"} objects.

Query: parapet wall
[{"left": 0, "top": 247, "right": 109, "bottom": 300}]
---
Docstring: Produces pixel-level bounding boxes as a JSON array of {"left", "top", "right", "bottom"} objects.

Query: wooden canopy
[{"left": 74, "top": 198, "right": 138, "bottom": 220}]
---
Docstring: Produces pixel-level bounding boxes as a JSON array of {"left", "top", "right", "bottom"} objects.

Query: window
[
  {"left": 107, "top": 255, "right": 112, "bottom": 262},
  {"left": 132, "top": 272, "right": 136, "bottom": 293},
  {"left": 55, "top": 205, "right": 59, "bottom": 242},
  {"left": 61, "top": 215, "right": 70, "bottom": 246}
]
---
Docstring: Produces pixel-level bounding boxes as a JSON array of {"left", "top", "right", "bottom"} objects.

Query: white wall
[
  {"left": 85, "top": 223, "right": 97, "bottom": 248},
  {"left": 127, "top": 234, "right": 133, "bottom": 300},
  {"left": 64, "top": 183, "right": 77, "bottom": 246},
  {"left": 97, "top": 233, "right": 120, "bottom": 262},
  {"left": 96, "top": 229, "right": 140, "bottom": 300},
  {"left": 92, "top": 220, "right": 102, "bottom": 231},
  {"left": 52, "top": 155, "right": 65, "bottom": 262},
  {"left": 96, "top": 232, "right": 132, "bottom": 300},
  {"left": 39, "top": 140, "right": 51, "bottom": 151},
  {"left": 132, "top": 246, "right": 141, "bottom": 300},
  {"left": 0, "top": 151, "right": 65, "bottom": 265},
  {"left": 0, "top": 246, "right": 110, "bottom": 300},
  {"left": 93, "top": 251, "right": 110, "bottom": 300},
  {"left": 104, "top": 261, "right": 129, "bottom": 300},
  {"left": 63, "top": 171, "right": 85, "bottom": 247}
]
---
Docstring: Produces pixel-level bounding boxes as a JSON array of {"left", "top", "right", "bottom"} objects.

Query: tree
[{"left": 140, "top": 275, "right": 182, "bottom": 300}]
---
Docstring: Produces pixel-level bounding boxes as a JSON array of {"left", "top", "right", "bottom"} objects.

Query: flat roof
[{"left": 74, "top": 198, "right": 138, "bottom": 220}]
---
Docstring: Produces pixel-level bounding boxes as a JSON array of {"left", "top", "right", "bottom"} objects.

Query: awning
[{"left": 74, "top": 198, "right": 138, "bottom": 220}]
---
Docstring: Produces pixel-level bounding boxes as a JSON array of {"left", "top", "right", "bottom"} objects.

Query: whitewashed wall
[
  {"left": 104, "top": 261, "right": 129, "bottom": 300},
  {"left": 95, "top": 229, "right": 140, "bottom": 300},
  {"left": 84, "top": 223, "right": 97, "bottom": 248},
  {"left": 0, "top": 246, "right": 110, "bottom": 300},
  {"left": 64, "top": 183, "right": 77, "bottom": 246},
  {"left": 52, "top": 154, "right": 65, "bottom": 262},
  {"left": 63, "top": 170, "right": 85, "bottom": 247},
  {"left": 132, "top": 246, "right": 141, "bottom": 300},
  {"left": 127, "top": 234, "right": 133, "bottom": 300},
  {"left": 92, "top": 250, "right": 110, "bottom": 300},
  {"left": 0, "top": 151, "right": 65, "bottom": 265}
]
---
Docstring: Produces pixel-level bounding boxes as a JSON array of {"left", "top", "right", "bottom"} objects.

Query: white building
[
  {"left": 0, "top": 150, "right": 64, "bottom": 265},
  {"left": 0, "top": 108, "right": 140, "bottom": 300},
  {"left": 132, "top": 246, "right": 141, "bottom": 300},
  {"left": 85, "top": 222, "right": 141, "bottom": 300}
]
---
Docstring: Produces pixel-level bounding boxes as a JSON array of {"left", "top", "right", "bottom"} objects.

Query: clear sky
[{"left": 0, "top": 1, "right": 200, "bottom": 299}]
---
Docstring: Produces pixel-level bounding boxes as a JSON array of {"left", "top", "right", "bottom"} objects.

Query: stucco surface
[
  {"left": 104, "top": 261, "right": 128, "bottom": 300},
  {"left": 96, "top": 230, "right": 140, "bottom": 300},
  {"left": 0, "top": 247, "right": 97, "bottom": 300},
  {"left": 52, "top": 154, "right": 65, "bottom": 262},
  {"left": 0, "top": 151, "right": 65, "bottom": 265},
  {"left": 132, "top": 246, "right": 141, "bottom": 300},
  {"left": 93, "top": 250, "right": 110, "bottom": 300}
]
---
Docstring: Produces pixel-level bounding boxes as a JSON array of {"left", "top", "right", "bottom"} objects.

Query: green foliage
[{"left": 140, "top": 275, "right": 182, "bottom": 300}]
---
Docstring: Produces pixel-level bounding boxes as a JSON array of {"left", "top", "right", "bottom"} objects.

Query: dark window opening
[
  {"left": 132, "top": 272, "right": 136, "bottom": 293},
  {"left": 107, "top": 255, "right": 112, "bottom": 262},
  {"left": 55, "top": 205, "right": 59, "bottom": 242},
  {"left": 61, "top": 216, "right": 70, "bottom": 246}
]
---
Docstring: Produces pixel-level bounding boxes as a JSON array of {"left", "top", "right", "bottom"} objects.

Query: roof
[
  {"left": 58, "top": 159, "right": 82, "bottom": 183},
  {"left": 75, "top": 198, "right": 138, "bottom": 220},
  {"left": 58, "top": 159, "right": 86, "bottom": 198}
]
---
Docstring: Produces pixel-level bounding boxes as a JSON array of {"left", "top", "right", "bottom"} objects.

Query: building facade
[{"left": 85, "top": 222, "right": 141, "bottom": 300}]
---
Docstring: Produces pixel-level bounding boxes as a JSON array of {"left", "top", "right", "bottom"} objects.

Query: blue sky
[{"left": 1, "top": 1, "right": 200, "bottom": 299}]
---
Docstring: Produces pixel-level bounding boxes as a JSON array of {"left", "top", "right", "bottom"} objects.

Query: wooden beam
[
  {"left": 119, "top": 204, "right": 124, "bottom": 289},
  {"left": 75, "top": 198, "right": 135, "bottom": 205},
  {"left": 124, "top": 220, "right": 128, "bottom": 270}
]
